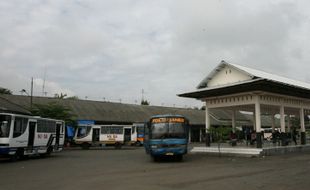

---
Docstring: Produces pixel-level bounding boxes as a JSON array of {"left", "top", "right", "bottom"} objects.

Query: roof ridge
[{"left": 228, "top": 62, "right": 310, "bottom": 90}]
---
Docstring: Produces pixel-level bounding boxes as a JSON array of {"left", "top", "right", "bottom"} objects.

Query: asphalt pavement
[{"left": 1, "top": 147, "right": 310, "bottom": 190}]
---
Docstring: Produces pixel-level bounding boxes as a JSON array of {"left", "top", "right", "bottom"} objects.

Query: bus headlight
[{"left": 151, "top": 145, "right": 157, "bottom": 149}]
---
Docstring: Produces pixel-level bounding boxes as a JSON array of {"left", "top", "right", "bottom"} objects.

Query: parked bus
[
  {"left": 144, "top": 115, "right": 189, "bottom": 161},
  {"left": 74, "top": 124, "right": 137, "bottom": 149},
  {"left": 133, "top": 123, "right": 145, "bottom": 146},
  {"left": 0, "top": 113, "right": 65, "bottom": 160}
]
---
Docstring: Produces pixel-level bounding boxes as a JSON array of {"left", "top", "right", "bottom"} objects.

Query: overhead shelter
[{"left": 179, "top": 60, "right": 310, "bottom": 148}]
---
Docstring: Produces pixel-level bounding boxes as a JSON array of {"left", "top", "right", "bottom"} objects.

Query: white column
[
  {"left": 205, "top": 104, "right": 211, "bottom": 146},
  {"left": 280, "top": 105, "right": 285, "bottom": 133},
  {"left": 205, "top": 106, "right": 210, "bottom": 132},
  {"left": 300, "top": 108, "right": 305, "bottom": 132},
  {"left": 232, "top": 110, "right": 236, "bottom": 133},
  {"left": 253, "top": 113, "right": 256, "bottom": 131},
  {"left": 300, "top": 107, "right": 306, "bottom": 145},
  {"left": 254, "top": 96, "right": 261, "bottom": 132},
  {"left": 255, "top": 96, "right": 262, "bottom": 148}
]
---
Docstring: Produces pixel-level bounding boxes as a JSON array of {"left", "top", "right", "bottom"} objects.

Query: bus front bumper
[
  {"left": 150, "top": 147, "right": 187, "bottom": 156},
  {"left": 0, "top": 147, "right": 10, "bottom": 155}
]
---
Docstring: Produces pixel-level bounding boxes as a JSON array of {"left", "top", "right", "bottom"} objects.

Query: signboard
[{"left": 151, "top": 117, "right": 185, "bottom": 123}]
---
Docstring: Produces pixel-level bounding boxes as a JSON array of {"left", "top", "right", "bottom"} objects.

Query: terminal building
[
  {"left": 1, "top": 95, "right": 283, "bottom": 143},
  {"left": 3, "top": 61, "right": 309, "bottom": 149},
  {"left": 179, "top": 60, "right": 310, "bottom": 148}
]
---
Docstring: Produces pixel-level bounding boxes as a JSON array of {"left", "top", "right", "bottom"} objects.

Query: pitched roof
[
  {"left": 197, "top": 60, "right": 310, "bottom": 90},
  {"left": 1, "top": 94, "right": 287, "bottom": 127},
  {"left": 0, "top": 94, "right": 206, "bottom": 125},
  {"left": 179, "top": 60, "right": 310, "bottom": 99},
  {"left": 0, "top": 96, "right": 31, "bottom": 115}
]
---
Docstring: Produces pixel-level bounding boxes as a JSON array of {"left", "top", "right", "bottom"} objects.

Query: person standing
[{"left": 292, "top": 128, "right": 297, "bottom": 145}]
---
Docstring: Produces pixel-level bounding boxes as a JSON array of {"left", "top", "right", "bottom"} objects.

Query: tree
[
  {"left": 54, "top": 93, "right": 67, "bottom": 99},
  {"left": 0, "top": 87, "right": 12, "bottom": 95},
  {"left": 208, "top": 126, "right": 231, "bottom": 156},
  {"left": 31, "top": 102, "right": 76, "bottom": 127},
  {"left": 66, "top": 96, "right": 79, "bottom": 100},
  {"left": 141, "top": 100, "right": 150, "bottom": 105}
]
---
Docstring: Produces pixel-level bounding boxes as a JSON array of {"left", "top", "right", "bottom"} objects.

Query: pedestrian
[
  {"left": 245, "top": 127, "right": 251, "bottom": 146},
  {"left": 250, "top": 130, "right": 256, "bottom": 145},
  {"left": 292, "top": 128, "right": 297, "bottom": 145},
  {"left": 230, "top": 131, "right": 237, "bottom": 146}
]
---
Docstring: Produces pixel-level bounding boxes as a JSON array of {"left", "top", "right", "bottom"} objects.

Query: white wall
[{"left": 208, "top": 65, "right": 252, "bottom": 87}]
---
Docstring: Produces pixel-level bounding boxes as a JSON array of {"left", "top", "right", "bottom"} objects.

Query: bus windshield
[
  {"left": 0, "top": 115, "right": 11, "bottom": 138},
  {"left": 76, "top": 126, "right": 91, "bottom": 139},
  {"left": 151, "top": 122, "right": 186, "bottom": 139}
]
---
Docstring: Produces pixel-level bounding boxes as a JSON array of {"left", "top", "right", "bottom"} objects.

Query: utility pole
[
  {"left": 141, "top": 89, "right": 144, "bottom": 102},
  {"left": 42, "top": 66, "right": 47, "bottom": 96},
  {"left": 30, "top": 77, "right": 33, "bottom": 110}
]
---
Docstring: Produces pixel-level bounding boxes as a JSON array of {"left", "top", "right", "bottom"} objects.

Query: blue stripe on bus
[
  {"left": 0, "top": 147, "right": 10, "bottom": 154},
  {"left": 149, "top": 138, "right": 187, "bottom": 145}
]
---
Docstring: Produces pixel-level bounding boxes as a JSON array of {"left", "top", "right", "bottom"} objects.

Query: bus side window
[{"left": 13, "top": 117, "right": 28, "bottom": 138}]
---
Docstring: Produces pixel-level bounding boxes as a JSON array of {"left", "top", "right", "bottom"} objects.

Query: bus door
[
  {"left": 28, "top": 121, "right": 36, "bottom": 147},
  {"left": 56, "top": 123, "right": 61, "bottom": 148},
  {"left": 124, "top": 128, "right": 131, "bottom": 142},
  {"left": 92, "top": 128, "right": 100, "bottom": 142}
]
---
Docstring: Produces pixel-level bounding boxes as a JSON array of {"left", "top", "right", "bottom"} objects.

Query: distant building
[{"left": 0, "top": 94, "right": 207, "bottom": 142}]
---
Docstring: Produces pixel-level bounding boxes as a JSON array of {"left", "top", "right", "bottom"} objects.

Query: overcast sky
[{"left": 1, "top": 0, "right": 310, "bottom": 108}]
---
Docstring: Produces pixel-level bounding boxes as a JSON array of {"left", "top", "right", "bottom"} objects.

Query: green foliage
[
  {"left": 66, "top": 96, "right": 79, "bottom": 100},
  {"left": 0, "top": 88, "right": 12, "bottom": 95},
  {"left": 31, "top": 102, "right": 76, "bottom": 127},
  {"left": 208, "top": 126, "right": 231, "bottom": 143},
  {"left": 141, "top": 100, "right": 150, "bottom": 105},
  {"left": 54, "top": 93, "right": 67, "bottom": 99},
  {"left": 290, "top": 117, "right": 300, "bottom": 128}
]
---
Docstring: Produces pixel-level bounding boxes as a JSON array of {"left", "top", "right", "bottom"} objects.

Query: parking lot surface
[{"left": 1, "top": 147, "right": 310, "bottom": 190}]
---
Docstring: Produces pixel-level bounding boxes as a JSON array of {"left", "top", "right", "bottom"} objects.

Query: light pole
[{"left": 20, "top": 77, "right": 33, "bottom": 110}]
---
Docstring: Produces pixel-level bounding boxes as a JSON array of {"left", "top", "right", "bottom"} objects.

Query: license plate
[{"left": 165, "top": 152, "right": 174, "bottom": 156}]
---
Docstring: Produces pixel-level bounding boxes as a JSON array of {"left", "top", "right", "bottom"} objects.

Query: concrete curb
[{"left": 190, "top": 144, "right": 310, "bottom": 157}]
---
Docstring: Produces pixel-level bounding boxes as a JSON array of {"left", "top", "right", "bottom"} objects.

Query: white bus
[
  {"left": 74, "top": 124, "right": 137, "bottom": 149},
  {"left": 0, "top": 113, "right": 65, "bottom": 160}
]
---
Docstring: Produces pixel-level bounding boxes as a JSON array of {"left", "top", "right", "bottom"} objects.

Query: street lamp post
[{"left": 20, "top": 77, "right": 33, "bottom": 110}]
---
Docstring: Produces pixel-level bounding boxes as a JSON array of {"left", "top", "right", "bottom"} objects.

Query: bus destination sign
[{"left": 151, "top": 117, "right": 185, "bottom": 123}]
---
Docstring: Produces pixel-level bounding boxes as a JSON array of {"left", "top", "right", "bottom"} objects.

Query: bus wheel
[
  {"left": 152, "top": 155, "right": 161, "bottom": 162},
  {"left": 10, "top": 148, "right": 24, "bottom": 162},
  {"left": 47, "top": 146, "right": 53, "bottom": 155},
  {"left": 135, "top": 141, "right": 141, "bottom": 146},
  {"left": 82, "top": 143, "right": 90, "bottom": 150},
  {"left": 114, "top": 143, "right": 122, "bottom": 149},
  {"left": 175, "top": 155, "right": 183, "bottom": 162}
]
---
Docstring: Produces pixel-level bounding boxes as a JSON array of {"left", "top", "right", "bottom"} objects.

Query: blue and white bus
[
  {"left": 144, "top": 115, "right": 189, "bottom": 161},
  {"left": 0, "top": 113, "right": 65, "bottom": 160},
  {"left": 74, "top": 124, "right": 137, "bottom": 149}
]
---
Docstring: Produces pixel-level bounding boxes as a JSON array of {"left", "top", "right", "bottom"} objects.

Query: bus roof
[
  {"left": 150, "top": 114, "right": 186, "bottom": 119},
  {"left": 0, "top": 112, "right": 64, "bottom": 122}
]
